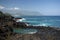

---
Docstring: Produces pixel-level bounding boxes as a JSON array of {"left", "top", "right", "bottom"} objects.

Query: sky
[{"left": 0, "top": 0, "right": 60, "bottom": 16}]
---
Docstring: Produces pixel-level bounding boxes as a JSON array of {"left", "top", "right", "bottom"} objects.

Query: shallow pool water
[{"left": 13, "top": 28, "right": 38, "bottom": 34}]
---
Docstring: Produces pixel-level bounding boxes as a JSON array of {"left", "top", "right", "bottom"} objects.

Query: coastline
[{"left": 0, "top": 11, "right": 60, "bottom": 40}]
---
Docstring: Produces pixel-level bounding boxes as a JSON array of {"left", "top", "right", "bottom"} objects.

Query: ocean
[
  {"left": 14, "top": 16, "right": 60, "bottom": 34},
  {"left": 20, "top": 16, "right": 60, "bottom": 28}
]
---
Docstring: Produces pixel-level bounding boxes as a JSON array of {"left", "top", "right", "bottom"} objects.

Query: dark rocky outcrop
[
  {"left": 0, "top": 25, "right": 13, "bottom": 40},
  {"left": 0, "top": 11, "right": 14, "bottom": 40}
]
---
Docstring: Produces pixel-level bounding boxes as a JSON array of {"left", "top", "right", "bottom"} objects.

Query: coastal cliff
[{"left": 0, "top": 11, "right": 60, "bottom": 40}]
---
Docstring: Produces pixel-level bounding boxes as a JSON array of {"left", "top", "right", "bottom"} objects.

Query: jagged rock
[{"left": 0, "top": 25, "right": 13, "bottom": 40}]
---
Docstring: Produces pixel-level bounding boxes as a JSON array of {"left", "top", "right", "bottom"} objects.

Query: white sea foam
[
  {"left": 33, "top": 23, "right": 51, "bottom": 26},
  {"left": 16, "top": 18, "right": 26, "bottom": 22},
  {"left": 27, "top": 31, "right": 37, "bottom": 34}
]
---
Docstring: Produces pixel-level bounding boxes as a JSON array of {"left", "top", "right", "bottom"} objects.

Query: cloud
[
  {"left": 0, "top": 5, "right": 5, "bottom": 9},
  {"left": 0, "top": 5, "right": 20, "bottom": 11},
  {"left": 9, "top": 7, "right": 20, "bottom": 10}
]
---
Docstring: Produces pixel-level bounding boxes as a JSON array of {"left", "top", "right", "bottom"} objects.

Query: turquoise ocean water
[
  {"left": 14, "top": 16, "right": 60, "bottom": 34},
  {"left": 21, "top": 16, "right": 60, "bottom": 27}
]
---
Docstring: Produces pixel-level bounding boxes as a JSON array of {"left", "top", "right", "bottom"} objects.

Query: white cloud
[
  {"left": 0, "top": 5, "right": 20, "bottom": 11},
  {"left": 9, "top": 7, "right": 19, "bottom": 10},
  {"left": 0, "top": 5, "right": 5, "bottom": 9}
]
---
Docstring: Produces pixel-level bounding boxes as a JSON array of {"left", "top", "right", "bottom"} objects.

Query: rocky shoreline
[{"left": 0, "top": 11, "right": 60, "bottom": 40}]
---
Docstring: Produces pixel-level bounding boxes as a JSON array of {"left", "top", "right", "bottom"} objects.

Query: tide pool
[{"left": 13, "top": 28, "right": 37, "bottom": 34}]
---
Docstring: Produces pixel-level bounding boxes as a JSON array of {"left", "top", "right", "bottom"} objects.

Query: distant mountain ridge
[{"left": 1, "top": 10, "right": 43, "bottom": 16}]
